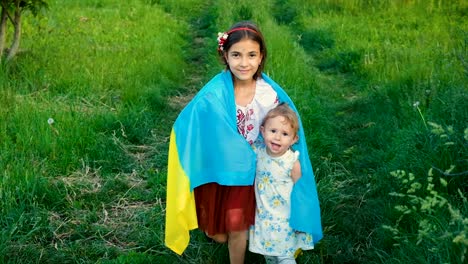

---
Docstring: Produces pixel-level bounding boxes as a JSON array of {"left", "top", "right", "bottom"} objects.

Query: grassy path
[{"left": 266, "top": 3, "right": 405, "bottom": 262}]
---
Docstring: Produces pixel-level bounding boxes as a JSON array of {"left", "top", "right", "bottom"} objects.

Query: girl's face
[
  {"left": 225, "top": 38, "right": 263, "bottom": 83},
  {"left": 260, "top": 116, "right": 298, "bottom": 157}
]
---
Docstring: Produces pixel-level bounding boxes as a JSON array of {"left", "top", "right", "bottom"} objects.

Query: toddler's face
[{"left": 260, "top": 116, "right": 298, "bottom": 157}]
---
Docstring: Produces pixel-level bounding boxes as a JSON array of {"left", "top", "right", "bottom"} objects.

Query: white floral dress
[
  {"left": 249, "top": 144, "right": 314, "bottom": 257},
  {"left": 237, "top": 78, "right": 279, "bottom": 144}
]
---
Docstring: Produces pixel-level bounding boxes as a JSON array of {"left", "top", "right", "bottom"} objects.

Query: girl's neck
[
  {"left": 234, "top": 78, "right": 255, "bottom": 90},
  {"left": 234, "top": 79, "right": 256, "bottom": 106}
]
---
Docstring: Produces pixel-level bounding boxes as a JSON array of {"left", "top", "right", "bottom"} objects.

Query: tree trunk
[
  {"left": 6, "top": 0, "right": 20, "bottom": 62},
  {"left": 0, "top": 1, "right": 8, "bottom": 61}
]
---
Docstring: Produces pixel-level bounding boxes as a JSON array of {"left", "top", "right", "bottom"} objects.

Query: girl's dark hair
[{"left": 218, "top": 21, "right": 267, "bottom": 79}]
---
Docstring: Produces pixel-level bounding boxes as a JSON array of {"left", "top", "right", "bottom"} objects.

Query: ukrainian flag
[{"left": 165, "top": 70, "right": 323, "bottom": 255}]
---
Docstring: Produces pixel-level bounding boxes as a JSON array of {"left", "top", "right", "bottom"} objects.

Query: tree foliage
[{"left": 0, "top": 0, "right": 47, "bottom": 62}]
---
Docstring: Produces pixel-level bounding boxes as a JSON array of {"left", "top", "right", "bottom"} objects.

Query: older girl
[{"left": 165, "top": 21, "right": 322, "bottom": 264}]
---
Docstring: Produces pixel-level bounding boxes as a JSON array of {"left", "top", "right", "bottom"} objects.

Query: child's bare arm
[{"left": 291, "top": 160, "right": 302, "bottom": 183}]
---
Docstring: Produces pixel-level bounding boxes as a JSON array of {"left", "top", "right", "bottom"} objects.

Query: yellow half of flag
[{"left": 164, "top": 129, "right": 198, "bottom": 255}]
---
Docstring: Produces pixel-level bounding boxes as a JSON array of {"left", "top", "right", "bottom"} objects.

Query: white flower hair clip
[{"left": 217, "top": 32, "right": 228, "bottom": 51}]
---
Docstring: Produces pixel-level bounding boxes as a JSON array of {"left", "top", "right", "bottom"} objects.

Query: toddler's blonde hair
[{"left": 261, "top": 103, "right": 299, "bottom": 136}]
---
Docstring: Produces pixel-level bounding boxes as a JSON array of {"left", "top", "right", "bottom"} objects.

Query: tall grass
[
  {"left": 1, "top": 0, "right": 190, "bottom": 262},
  {"left": 278, "top": 0, "right": 467, "bottom": 263}
]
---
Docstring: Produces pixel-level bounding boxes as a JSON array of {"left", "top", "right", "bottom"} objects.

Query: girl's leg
[
  {"left": 265, "top": 256, "right": 296, "bottom": 264},
  {"left": 228, "top": 230, "right": 247, "bottom": 264},
  {"left": 277, "top": 256, "right": 296, "bottom": 264},
  {"left": 264, "top": 256, "right": 278, "bottom": 264},
  {"left": 224, "top": 182, "right": 255, "bottom": 264},
  {"left": 206, "top": 232, "right": 227, "bottom": 243}
]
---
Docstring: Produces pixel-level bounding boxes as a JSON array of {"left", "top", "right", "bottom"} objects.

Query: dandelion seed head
[
  {"left": 48, "top": 118, "right": 54, "bottom": 125},
  {"left": 413, "top": 101, "right": 420, "bottom": 108}
]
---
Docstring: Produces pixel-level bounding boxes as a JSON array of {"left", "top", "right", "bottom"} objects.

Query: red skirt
[{"left": 194, "top": 182, "right": 255, "bottom": 236}]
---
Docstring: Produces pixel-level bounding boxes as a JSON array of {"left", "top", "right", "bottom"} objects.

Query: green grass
[
  {"left": 1, "top": 0, "right": 189, "bottom": 263},
  {"left": 1, "top": 0, "right": 467, "bottom": 263}
]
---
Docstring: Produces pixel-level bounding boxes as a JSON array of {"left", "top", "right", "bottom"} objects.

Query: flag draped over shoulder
[{"left": 165, "top": 70, "right": 323, "bottom": 255}]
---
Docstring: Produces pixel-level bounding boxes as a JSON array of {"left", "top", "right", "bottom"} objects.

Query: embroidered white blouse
[{"left": 236, "top": 78, "right": 279, "bottom": 144}]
